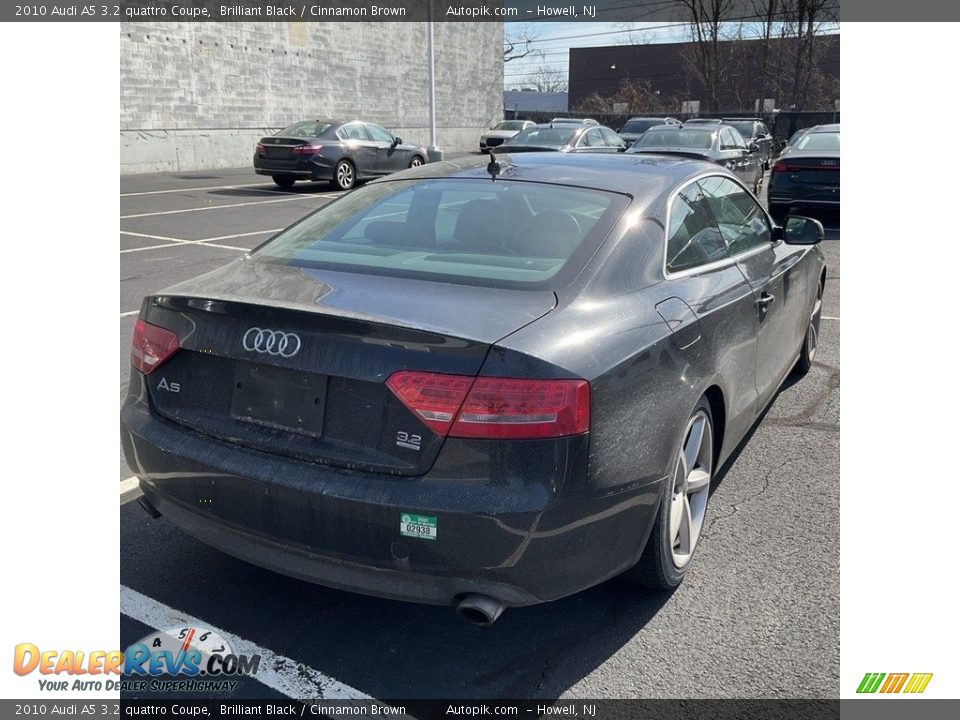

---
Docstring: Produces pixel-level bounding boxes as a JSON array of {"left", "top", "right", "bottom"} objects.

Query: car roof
[
  {"left": 721, "top": 117, "right": 761, "bottom": 122},
  {"left": 808, "top": 123, "right": 840, "bottom": 132},
  {"left": 289, "top": 119, "right": 351, "bottom": 126},
  {"left": 368, "top": 151, "right": 723, "bottom": 199}
]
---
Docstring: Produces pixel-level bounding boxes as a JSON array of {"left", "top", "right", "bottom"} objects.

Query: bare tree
[
  {"left": 529, "top": 65, "right": 568, "bottom": 93},
  {"left": 749, "top": 0, "right": 782, "bottom": 110},
  {"left": 612, "top": 79, "right": 676, "bottom": 115},
  {"left": 679, "top": 0, "right": 736, "bottom": 113},
  {"left": 503, "top": 23, "right": 544, "bottom": 64},
  {"left": 779, "top": 0, "right": 838, "bottom": 109}
]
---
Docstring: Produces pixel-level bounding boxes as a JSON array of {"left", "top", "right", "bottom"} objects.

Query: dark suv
[{"left": 722, "top": 119, "right": 774, "bottom": 169}]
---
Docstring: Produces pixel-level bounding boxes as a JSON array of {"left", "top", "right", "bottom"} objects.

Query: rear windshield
[
  {"left": 725, "top": 121, "right": 754, "bottom": 136},
  {"left": 495, "top": 121, "right": 527, "bottom": 131},
  {"left": 507, "top": 127, "right": 578, "bottom": 147},
  {"left": 278, "top": 121, "right": 334, "bottom": 138},
  {"left": 796, "top": 131, "right": 840, "bottom": 151},
  {"left": 255, "top": 179, "right": 629, "bottom": 288},
  {"left": 621, "top": 119, "right": 664, "bottom": 133},
  {"left": 635, "top": 129, "right": 714, "bottom": 149}
]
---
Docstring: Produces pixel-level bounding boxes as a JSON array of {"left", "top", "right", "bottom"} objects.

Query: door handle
[{"left": 756, "top": 292, "right": 776, "bottom": 309}]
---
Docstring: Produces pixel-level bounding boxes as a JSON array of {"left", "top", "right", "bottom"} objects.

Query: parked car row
[
  {"left": 490, "top": 119, "right": 766, "bottom": 196},
  {"left": 254, "top": 116, "right": 838, "bottom": 223}
]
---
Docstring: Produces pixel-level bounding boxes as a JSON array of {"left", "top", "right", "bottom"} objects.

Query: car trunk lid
[{"left": 137, "top": 258, "right": 557, "bottom": 476}]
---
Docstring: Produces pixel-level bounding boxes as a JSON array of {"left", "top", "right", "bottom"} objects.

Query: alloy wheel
[
  {"left": 411, "top": 156, "right": 424, "bottom": 167},
  {"left": 669, "top": 410, "right": 713, "bottom": 568},
  {"left": 337, "top": 162, "right": 354, "bottom": 189}
]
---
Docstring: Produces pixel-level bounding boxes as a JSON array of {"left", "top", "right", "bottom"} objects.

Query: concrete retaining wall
[{"left": 120, "top": 22, "right": 503, "bottom": 174}]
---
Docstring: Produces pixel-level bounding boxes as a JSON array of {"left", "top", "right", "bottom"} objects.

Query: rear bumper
[
  {"left": 253, "top": 155, "right": 335, "bottom": 180},
  {"left": 121, "top": 395, "right": 663, "bottom": 607}
]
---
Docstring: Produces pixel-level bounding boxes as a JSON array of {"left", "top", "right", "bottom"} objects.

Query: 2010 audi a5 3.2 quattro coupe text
[{"left": 121, "top": 153, "right": 826, "bottom": 625}]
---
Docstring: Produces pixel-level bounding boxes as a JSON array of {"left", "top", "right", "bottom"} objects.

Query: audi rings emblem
[{"left": 242, "top": 328, "right": 302, "bottom": 358}]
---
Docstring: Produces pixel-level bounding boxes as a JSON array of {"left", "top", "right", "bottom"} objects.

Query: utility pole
[{"left": 426, "top": 2, "right": 442, "bottom": 162}]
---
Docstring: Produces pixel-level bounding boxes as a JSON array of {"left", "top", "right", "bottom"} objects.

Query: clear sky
[{"left": 503, "top": 21, "right": 840, "bottom": 91}]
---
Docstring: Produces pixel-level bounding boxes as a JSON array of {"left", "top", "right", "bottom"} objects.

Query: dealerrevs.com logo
[
  {"left": 13, "top": 626, "right": 261, "bottom": 693},
  {"left": 856, "top": 673, "right": 933, "bottom": 694}
]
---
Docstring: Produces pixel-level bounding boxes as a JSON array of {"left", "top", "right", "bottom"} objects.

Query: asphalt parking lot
[{"left": 119, "top": 165, "right": 840, "bottom": 700}]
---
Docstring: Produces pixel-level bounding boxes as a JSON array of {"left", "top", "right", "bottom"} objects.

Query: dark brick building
[{"left": 569, "top": 34, "right": 840, "bottom": 114}]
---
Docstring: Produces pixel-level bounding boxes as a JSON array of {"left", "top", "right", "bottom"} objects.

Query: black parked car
[
  {"left": 767, "top": 123, "right": 840, "bottom": 224},
  {"left": 496, "top": 123, "right": 626, "bottom": 153},
  {"left": 627, "top": 124, "right": 764, "bottom": 193},
  {"left": 122, "top": 152, "right": 826, "bottom": 625},
  {"left": 617, "top": 116, "right": 680, "bottom": 145},
  {"left": 722, "top": 118, "right": 774, "bottom": 168},
  {"left": 254, "top": 119, "right": 428, "bottom": 191}
]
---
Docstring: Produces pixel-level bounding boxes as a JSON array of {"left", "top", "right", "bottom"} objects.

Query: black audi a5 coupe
[
  {"left": 253, "top": 119, "right": 428, "bottom": 190},
  {"left": 121, "top": 153, "right": 826, "bottom": 625},
  {"left": 496, "top": 123, "right": 626, "bottom": 153},
  {"left": 767, "top": 124, "right": 840, "bottom": 224},
  {"left": 627, "top": 124, "right": 764, "bottom": 194}
]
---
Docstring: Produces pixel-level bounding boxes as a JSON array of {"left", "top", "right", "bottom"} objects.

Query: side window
[
  {"left": 600, "top": 127, "right": 622, "bottom": 147},
  {"left": 732, "top": 130, "right": 747, "bottom": 149},
  {"left": 719, "top": 129, "right": 736, "bottom": 150},
  {"left": 666, "top": 183, "right": 727, "bottom": 273},
  {"left": 583, "top": 129, "right": 605, "bottom": 147},
  {"left": 758, "top": 123, "right": 769, "bottom": 136},
  {"left": 366, "top": 124, "right": 394, "bottom": 143},
  {"left": 698, "top": 176, "right": 771, "bottom": 256},
  {"left": 338, "top": 123, "right": 369, "bottom": 141}
]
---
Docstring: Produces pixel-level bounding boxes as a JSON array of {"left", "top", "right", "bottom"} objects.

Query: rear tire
[
  {"left": 624, "top": 397, "right": 715, "bottom": 590},
  {"left": 333, "top": 159, "right": 356, "bottom": 191},
  {"left": 795, "top": 277, "right": 824, "bottom": 376},
  {"left": 272, "top": 175, "right": 296, "bottom": 189},
  {"left": 409, "top": 155, "right": 425, "bottom": 168}
]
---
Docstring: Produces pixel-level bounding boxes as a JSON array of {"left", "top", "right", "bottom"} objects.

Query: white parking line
[
  {"left": 120, "top": 476, "right": 139, "bottom": 494},
  {"left": 823, "top": 316, "right": 840, "bottom": 321},
  {"left": 119, "top": 231, "right": 250, "bottom": 254},
  {"left": 120, "top": 310, "right": 139, "bottom": 318},
  {"left": 121, "top": 182, "right": 271, "bottom": 197},
  {"left": 120, "top": 586, "right": 372, "bottom": 700},
  {"left": 120, "top": 194, "right": 337, "bottom": 219}
]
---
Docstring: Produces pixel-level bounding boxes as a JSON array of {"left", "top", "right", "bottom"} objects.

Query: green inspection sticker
[{"left": 400, "top": 513, "right": 437, "bottom": 540}]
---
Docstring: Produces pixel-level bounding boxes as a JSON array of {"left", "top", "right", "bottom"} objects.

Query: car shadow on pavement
[
  {"left": 210, "top": 183, "right": 336, "bottom": 198},
  {"left": 120, "top": 499, "right": 676, "bottom": 700}
]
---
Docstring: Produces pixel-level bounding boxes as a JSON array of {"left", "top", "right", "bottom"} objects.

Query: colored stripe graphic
[
  {"left": 857, "top": 673, "right": 885, "bottom": 693},
  {"left": 904, "top": 673, "right": 933, "bottom": 694},
  {"left": 857, "top": 672, "right": 933, "bottom": 694},
  {"left": 880, "top": 673, "right": 909, "bottom": 693}
]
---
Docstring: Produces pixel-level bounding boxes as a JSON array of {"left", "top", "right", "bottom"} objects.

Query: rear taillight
[
  {"left": 772, "top": 161, "right": 838, "bottom": 173},
  {"left": 255, "top": 143, "right": 265, "bottom": 155},
  {"left": 386, "top": 371, "right": 590, "bottom": 440},
  {"left": 292, "top": 145, "right": 323, "bottom": 156},
  {"left": 131, "top": 319, "right": 180, "bottom": 375}
]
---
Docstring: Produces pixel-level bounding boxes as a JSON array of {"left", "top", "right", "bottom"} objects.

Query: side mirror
[
  {"left": 778, "top": 215, "right": 824, "bottom": 245},
  {"left": 749, "top": 142, "right": 761, "bottom": 153},
  {"left": 778, "top": 139, "right": 788, "bottom": 150},
  {"left": 392, "top": 136, "right": 402, "bottom": 146}
]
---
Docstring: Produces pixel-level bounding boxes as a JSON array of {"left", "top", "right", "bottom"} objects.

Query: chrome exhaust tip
[{"left": 456, "top": 594, "right": 505, "bottom": 626}]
